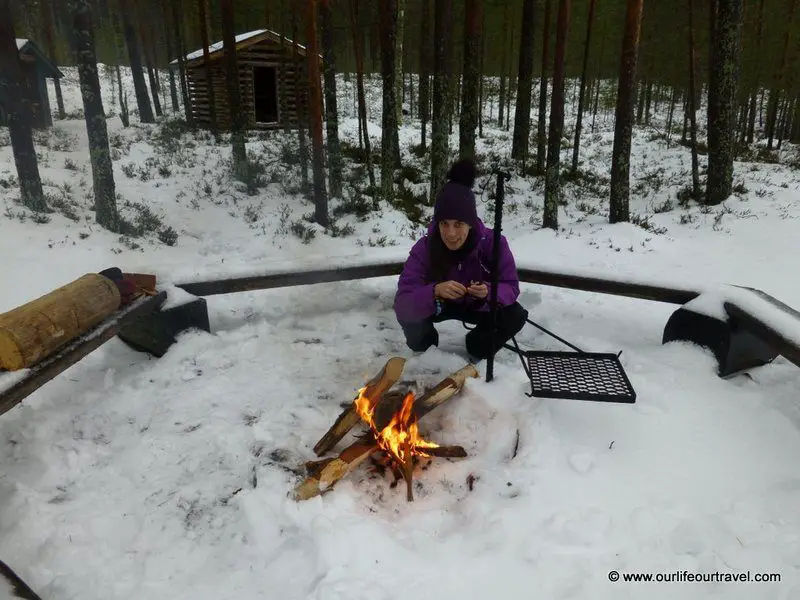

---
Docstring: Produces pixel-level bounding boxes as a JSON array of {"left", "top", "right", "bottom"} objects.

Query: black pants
[{"left": 399, "top": 302, "right": 528, "bottom": 359}]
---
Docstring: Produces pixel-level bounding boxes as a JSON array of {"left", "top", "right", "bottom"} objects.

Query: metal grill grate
[{"left": 523, "top": 351, "right": 637, "bottom": 403}]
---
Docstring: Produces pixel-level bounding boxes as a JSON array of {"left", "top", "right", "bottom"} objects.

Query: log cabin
[
  {"left": 170, "top": 28, "right": 322, "bottom": 131},
  {"left": 0, "top": 39, "right": 63, "bottom": 129}
]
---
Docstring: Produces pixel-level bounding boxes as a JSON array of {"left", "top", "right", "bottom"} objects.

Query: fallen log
[
  {"left": 312, "top": 356, "right": 406, "bottom": 456},
  {"left": 0, "top": 273, "right": 121, "bottom": 371},
  {"left": 0, "top": 292, "right": 168, "bottom": 418}
]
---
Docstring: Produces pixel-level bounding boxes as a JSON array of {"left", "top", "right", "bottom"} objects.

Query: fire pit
[{"left": 293, "top": 358, "right": 478, "bottom": 501}]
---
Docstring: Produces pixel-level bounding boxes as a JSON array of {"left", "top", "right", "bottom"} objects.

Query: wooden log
[
  {"left": 413, "top": 364, "right": 480, "bottom": 421},
  {"left": 293, "top": 440, "right": 378, "bottom": 500},
  {"left": 0, "top": 292, "right": 167, "bottom": 417},
  {"left": 0, "top": 273, "right": 121, "bottom": 371},
  {"left": 312, "top": 356, "right": 406, "bottom": 456},
  {"left": 420, "top": 445, "right": 468, "bottom": 458}
]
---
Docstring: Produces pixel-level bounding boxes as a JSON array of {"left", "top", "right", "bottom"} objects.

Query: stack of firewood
[{"left": 293, "top": 358, "right": 479, "bottom": 501}]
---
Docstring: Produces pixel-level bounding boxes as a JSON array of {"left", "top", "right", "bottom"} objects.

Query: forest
[{"left": 2, "top": 0, "right": 799, "bottom": 234}]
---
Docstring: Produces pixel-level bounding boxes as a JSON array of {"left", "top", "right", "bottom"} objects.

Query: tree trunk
[
  {"left": 543, "top": 0, "right": 570, "bottom": 230},
  {"left": 536, "top": 0, "right": 552, "bottom": 173},
  {"left": 349, "top": 0, "right": 375, "bottom": 189},
  {"left": 706, "top": 0, "right": 743, "bottom": 206},
  {"left": 0, "top": 0, "right": 46, "bottom": 212},
  {"left": 395, "top": 0, "right": 405, "bottom": 124},
  {"left": 430, "top": 0, "right": 453, "bottom": 204},
  {"left": 305, "top": 0, "right": 329, "bottom": 225},
  {"left": 418, "top": 0, "right": 431, "bottom": 150},
  {"left": 511, "top": 0, "right": 536, "bottom": 162},
  {"left": 459, "top": 0, "right": 482, "bottom": 160},
  {"left": 115, "top": 63, "right": 129, "bottom": 126},
  {"left": 291, "top": 8, "right": 310, "bottom": 193},
  {"left": 40, "top": 0, "right": 66, "bottom": 120},
  {"left": 70, "top": 0, "right": 119, "bottom": 231},
  {"left": 747, "top": 0, "right": 765, "bottom": 143},
  {"left": 119, "top": 0, "right": 154, "bottom": 123},
  {"left": 498, "top": 2, "right": 509, "bottom": 127},
  {"left": 571, "top": 0, "right": 596, "bottom": 174},
  {"left": 171, "top": 0, "right": 193, "bottom": 126},
  {"left": 380, "top": 0, "right": 400, "bottom": 203},
  {"left": 609, "top": 0, "right": 644, "bottom": 223},
  {"left": 198, "top": 0, "right": 218, "bottom": 136},
  {"left": 140, "top": 20, "right": 163, "bottom": 118},
  {"left": 766, "top": 0, "right": 798, "bottom": 149},
  {"left": 688, "top": 0, "right": 700, "bottom": 199},
  {"left": 220, "top": 0, "right": 247, "bottom": 180},
  {"left": 319, "top": 0, "right": 342, "bottom": 198},
  {"left": 163, "top": 6, "right": 179, "bottom": 113}
]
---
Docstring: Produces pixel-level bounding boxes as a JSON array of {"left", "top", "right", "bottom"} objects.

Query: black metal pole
[{"left": 486, "top": 170, "right": 510, "bottom": 382}]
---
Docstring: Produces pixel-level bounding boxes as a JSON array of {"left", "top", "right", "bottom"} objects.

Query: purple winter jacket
[{"left": 394, "top": 218, "right": 521, "bottom": 323}]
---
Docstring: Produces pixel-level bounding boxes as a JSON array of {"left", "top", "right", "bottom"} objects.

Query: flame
[{"left": 353, "top": 387, "right": 439, "bottom": 464}]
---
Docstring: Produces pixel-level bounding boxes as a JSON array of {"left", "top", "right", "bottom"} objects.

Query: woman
[{"left": 394, "top": 159, "right": 528, "bottom": 360}]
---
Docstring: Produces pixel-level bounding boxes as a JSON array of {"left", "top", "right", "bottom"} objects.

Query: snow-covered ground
[{"left": 1, "top": 65, "right": 799, "bottom": 600}]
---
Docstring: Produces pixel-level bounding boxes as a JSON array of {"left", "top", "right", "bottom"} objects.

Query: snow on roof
[
  {"left": 170, "top": 28, "right": 308, "bottom": 65},
  {"left": 16, "top": 38, "right": 29, "bottom": 50}
]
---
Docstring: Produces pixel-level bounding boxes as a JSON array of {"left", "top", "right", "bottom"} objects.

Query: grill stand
[{"left": 481, "top": 170, "right": 637, "bottom": 404}]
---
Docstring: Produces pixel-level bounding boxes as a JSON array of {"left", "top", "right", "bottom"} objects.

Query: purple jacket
[{"left": 394, "top": 218, "right": 521, "bottom": 323}]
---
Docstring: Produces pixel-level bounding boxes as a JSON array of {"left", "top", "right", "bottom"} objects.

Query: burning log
[{"left": 313, "top": 356, "right": 406, "bottom": 456}]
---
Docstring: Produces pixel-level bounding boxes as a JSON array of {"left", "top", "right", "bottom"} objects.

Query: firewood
[
  {"left": 293, "top": 440, "right": 378, "bottom": 501},
  {"left": 413, "top": 363, "right": 480, "bottom": 421},
  {"left": 419, "top": 445, "right": 467, "bottom": 458},
  {"left": 312, "top": 356, "right": 406, "bottom": 456}
]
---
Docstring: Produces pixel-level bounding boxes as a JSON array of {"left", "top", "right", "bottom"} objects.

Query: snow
[
  {"left": 1, "top": 65, "right": 800, "bottom": 599},
  {"left": 15, "top": 39, "right": 27, "bottom": 50},
  {"left": 172, "top": 29, "right": 307, "bottom": 65}
]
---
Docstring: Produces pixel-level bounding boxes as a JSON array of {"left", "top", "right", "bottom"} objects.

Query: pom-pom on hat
[{"left": 433, "top": 159, "right": 478, "bottom": 227}]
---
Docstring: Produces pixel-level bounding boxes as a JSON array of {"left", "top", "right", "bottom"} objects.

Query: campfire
[{"left": 293, "top": 358, "right": 478, "bottom": 501}]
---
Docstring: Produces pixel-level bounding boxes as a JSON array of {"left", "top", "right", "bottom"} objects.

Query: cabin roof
[
  {"left": 170, "top": 28, "right": 314, "bottom": 66},
  {"left": 16, "top": 38, "right": 63, "bottom": 78}
]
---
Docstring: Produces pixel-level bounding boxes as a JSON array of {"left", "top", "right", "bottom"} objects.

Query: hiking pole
[{"left": 486, "top": 169, "right": 511, "bottom": 383}]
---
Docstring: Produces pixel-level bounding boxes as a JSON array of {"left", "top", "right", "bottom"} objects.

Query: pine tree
[
  {"left": 305, "top": 0, "right": 329, "bottom": 225},
  {"left": 70, "top": 0, "right": 120, "bottom": 231},
  {"left": 0, "top": 0, "right": 46, "bottom": 212},
  {"left": 511, "top": 0, "right": 536, "bottom": 162},
  {"left": 609, "top": 0, "right": 644, "bottom": 223},
  {"left": 430, "top": 0, "right": 453, "bottom": 204},
  {"left": 319, "top": 0, "right": 342, "bottom": 198},
  {"left": 706, "top": 0, "right": 743, "bottom": 205},
  {"left": 220, "top": 0, "right": 247, "bottom": 180},
  {"left": 459, "top": 0, "right": 482, "bottom": 160},
  {"left": 379, "top": 0, "right": 399, "bottom": 202}
]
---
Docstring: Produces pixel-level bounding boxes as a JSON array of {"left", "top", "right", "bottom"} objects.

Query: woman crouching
[{"left": 393, "top": 159, "right": 528, "bottom": 360}]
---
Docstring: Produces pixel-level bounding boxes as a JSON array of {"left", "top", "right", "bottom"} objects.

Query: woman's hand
[
  {"left": 467, "top": 281, "right": 488, "bottom": 299},
  {"left": 434, "top": 281, "right": 467, "bottom": 300}
]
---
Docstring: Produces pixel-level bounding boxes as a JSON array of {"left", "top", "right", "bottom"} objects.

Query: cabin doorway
[{"left": 253, "top": 66, "right": 278, "bottom": 125}]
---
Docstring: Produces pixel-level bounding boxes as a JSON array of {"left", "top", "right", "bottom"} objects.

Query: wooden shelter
[
  {"left": 171, "top": 28, "right": 321, "bottom": 131},
  {"left": 0, "top": 39, "right": 63, "bottom": 129}
]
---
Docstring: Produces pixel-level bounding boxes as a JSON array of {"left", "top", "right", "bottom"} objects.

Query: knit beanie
[{"left": 433, "top": 159, "right": 478, "bottom": 227}]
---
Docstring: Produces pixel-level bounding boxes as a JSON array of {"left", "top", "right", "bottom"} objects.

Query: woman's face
[{"left": 438, "top": 219, "right": 471, "bottom": 250}]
